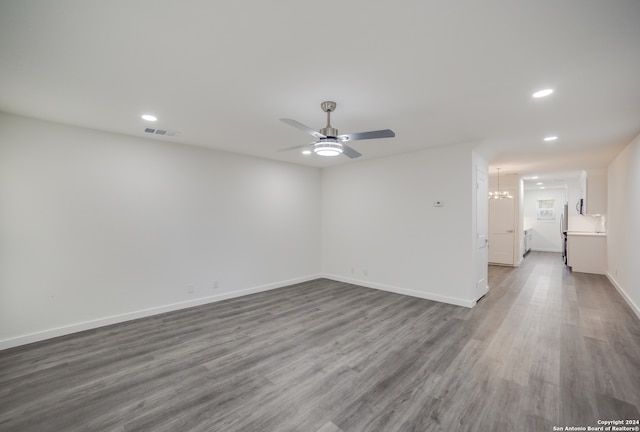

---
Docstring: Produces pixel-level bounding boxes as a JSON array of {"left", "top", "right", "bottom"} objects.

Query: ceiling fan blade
[
  {"left": 338, "top": 129, "right": 395, "bottom": 141},
  {"left": 280, "top": 118, "right": 326, "bottom": 139},
  {"left": 278, "top": 143, "right": 313, "bottom": 152},
  {"left": 342, "top": 144, "right": 362, "bottom": 159}
]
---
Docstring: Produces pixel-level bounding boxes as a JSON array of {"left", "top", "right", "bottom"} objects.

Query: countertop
[{"left": 566, "top": 231, "right": 606, "bottom": 237}]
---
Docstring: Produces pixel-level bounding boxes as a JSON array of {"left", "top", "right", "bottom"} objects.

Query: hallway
[{"left": 482, "top": 252, "right": 640, "bottom": 429}]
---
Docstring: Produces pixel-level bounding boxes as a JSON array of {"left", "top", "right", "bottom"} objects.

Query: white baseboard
[
  {"left": 606, "top": 272, "right": 640, "bottom": 321},
  {"left": 0, "top": 274, "right": 322, "bottom": 351},
  {"left": 530, "top": 248, "right": 562, "bottom": 253},
  {"left": 322, "top": 273, "right": 476, "bottom": 308}
]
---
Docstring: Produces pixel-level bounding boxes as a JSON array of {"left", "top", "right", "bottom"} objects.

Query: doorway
[{"left": 488, "top": 187, "right": 517, "bottom": 265}]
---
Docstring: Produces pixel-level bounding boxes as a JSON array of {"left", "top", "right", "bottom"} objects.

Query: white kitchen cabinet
[
  {"left": 586, "top": 174, "right": 607, "bottom": 215},
  {"left": 578, "top": 170, "right": 607, "bottom": 215},
  {"left": 567, "top": 233, "right": 606, "bottom": 274}
]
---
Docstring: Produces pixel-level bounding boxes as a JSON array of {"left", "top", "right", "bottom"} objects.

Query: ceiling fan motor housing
[{"left": 319, "top": 126, "right": 339, "bottom": 137}]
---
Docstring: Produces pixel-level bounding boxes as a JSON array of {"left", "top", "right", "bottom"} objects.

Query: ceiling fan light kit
[
  {"left": 313, "top": 139, "right": 343, "bottom": 156},
  {"left": 280, "top": 101, "right": 395, "bottom": 158}
]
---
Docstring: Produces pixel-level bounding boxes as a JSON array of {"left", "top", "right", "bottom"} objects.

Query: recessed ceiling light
[
  {"left": 544, "top": 136, "right": 558, "bottom": 141},
  {"left": 532, "top": 89, "right": 554, "bottom": 98},
  {"left": 540, "top": 186, "right": 546, "bottom": 189},
  {"left": 302, "top": 150, "right": 312, "bottom": 155},
  {"left": 531, "top": 176, "right": 539, "bottom": 180},
  {"left": 141, "top": 114, "right": 157, "bottom": 121},
  {"left": 536, "top": 182, "right": 543, "bottom": 185}
]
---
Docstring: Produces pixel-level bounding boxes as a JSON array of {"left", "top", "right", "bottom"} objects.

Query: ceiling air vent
[{"left": 144, "top": 128, "right": 180, "bottom": 137}]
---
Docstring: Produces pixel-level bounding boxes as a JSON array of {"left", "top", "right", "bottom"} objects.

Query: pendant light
[{"left": 488, "top": 168, "right": 513, "bottom": 200}]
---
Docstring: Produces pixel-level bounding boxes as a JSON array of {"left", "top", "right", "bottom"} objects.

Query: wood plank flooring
[{"left": 1, "top": 252, "right": 639, "bottom": 431}]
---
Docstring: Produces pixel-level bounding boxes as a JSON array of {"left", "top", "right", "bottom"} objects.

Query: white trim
[
  {"left": 530, "top": 248, "right": 563, "bottom": 253},
  {"left": 0, "top": 274, "right": 321, "bottom": 351},
  {"left": 322, "top": 273, "right": 476, "bottom": 308},
  {"left": 476, "top": 284, "right": 489, "bottom": 302},
  {"left": 489, "top": 262, "right": 518, "bottom": 268},
  {"left": 607, "top": 272, "right": 640, "bottom": 321}
]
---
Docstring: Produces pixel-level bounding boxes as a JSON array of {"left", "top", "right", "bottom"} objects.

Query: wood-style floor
[{"left": 1, "top": 252, "right": 639, "bottom": 431}]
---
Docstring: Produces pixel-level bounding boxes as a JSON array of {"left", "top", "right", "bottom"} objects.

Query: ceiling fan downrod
[{"left": 320, "top": 101, "right": 338, "bottom": 137}]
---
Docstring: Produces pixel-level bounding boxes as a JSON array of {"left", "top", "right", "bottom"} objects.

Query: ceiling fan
[{"left": 279, "top": 101, "right": 395, "bottom": 158}]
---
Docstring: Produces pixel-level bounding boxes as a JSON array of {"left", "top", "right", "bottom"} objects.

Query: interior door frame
[{"left": 475, "top": 166, "right": 489, "bottom": 300}]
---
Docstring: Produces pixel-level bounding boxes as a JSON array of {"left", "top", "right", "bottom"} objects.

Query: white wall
[
  {"left": 0, "top": 113, "right": 322, "bottom": 348},
  {"left": 607, "top": 132, "right": 640, "bottom": 319},
  {"left": 523, "top": 188, "right": 566, "bottom": 252},
  {"left": 321, "top": 141, "right": 482, "bottom": 308}
]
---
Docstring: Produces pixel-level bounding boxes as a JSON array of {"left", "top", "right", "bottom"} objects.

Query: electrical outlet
[
  {"left": 363, "top": 269, "right": 368, "bottom": 277},
  {"left": 351, "top": 267, "right": 354, "bottom": 274},
  {"left": 213, "top": 280, "right": 219, "bottom": 289},
  {"left": 187, "top": 284, "right": 195, "bottom": 294}
]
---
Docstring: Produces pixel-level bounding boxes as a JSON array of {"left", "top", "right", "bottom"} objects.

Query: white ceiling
[{"left": 1, "top": 1, "right": 639, "bottom": 177}]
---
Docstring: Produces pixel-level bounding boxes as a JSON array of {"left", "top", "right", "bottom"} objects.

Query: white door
[
  {"left": 476, "top": 168, "right": 489, "bottom": 299},
  {"left": 488, "top": 188, "right": 516, "bottom": 265}
]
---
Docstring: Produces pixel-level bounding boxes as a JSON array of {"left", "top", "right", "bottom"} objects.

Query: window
[{"left": 537, "top": 199, "right": 555, "bottom": 221}]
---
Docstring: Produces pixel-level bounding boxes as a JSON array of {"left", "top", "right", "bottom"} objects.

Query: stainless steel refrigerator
[{"left": 561, "top": 203, "right": 568, "bottom": 263}]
